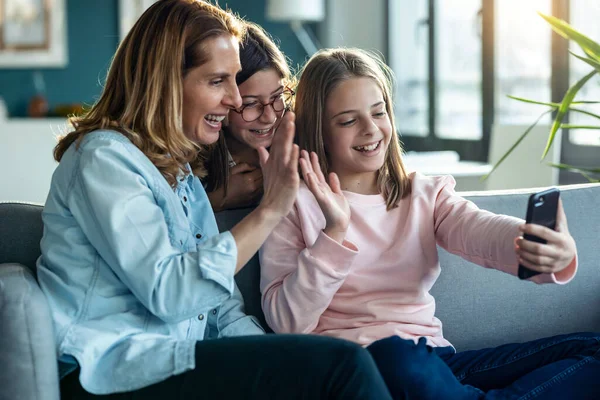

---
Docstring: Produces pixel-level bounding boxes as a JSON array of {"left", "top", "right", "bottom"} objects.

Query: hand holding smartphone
[{"left": 518, "top": 188, "right": 560, "bottom": 280}]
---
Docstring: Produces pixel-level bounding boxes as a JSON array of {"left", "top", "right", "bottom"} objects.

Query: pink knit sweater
[{"left": 259, "top": 173, "right": 577, "bottom": 347}]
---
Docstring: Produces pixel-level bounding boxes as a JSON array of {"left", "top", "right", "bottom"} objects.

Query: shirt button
[
  {"left": 183, "top": 196, "right": 188, "bottom": 202},
  {"left": 196, "top": 233, "right": 202, "bottom": 239},
  {"left": 212, "top": 309, "right": 217, "bottom": 315},
  {"left": 197, "top": 314, "right": 204, "bottom": 321}
]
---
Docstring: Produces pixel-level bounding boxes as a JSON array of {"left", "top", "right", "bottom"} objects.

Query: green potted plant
[{"left": 486, "top": 13, "right": 600, "bottom": 183}]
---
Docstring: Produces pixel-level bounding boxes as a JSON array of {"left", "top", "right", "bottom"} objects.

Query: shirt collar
[{"left": 176, "top": 164, "right": 195, "bottom": 191}]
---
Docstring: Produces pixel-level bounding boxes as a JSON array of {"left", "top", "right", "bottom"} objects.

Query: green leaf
[
  {"left": 548, "top": 163, "right": 600, "bottom": 183},
  {"left": 569, "top": 108, "right": 600, "bottom": 120},
  {"left": 569, "top": 51, "right": 600, "bottom": 72},
  {"left": 548, "top": 163, "right": 600, "bottom": 173},
  {"left": 539, "top": 13, "right": 600, "bottom": 61},
  {"left": 582, "top": 174, "right": 600, "bottom": 183},
  {"left": 560, "top": 124, "right": 600, "bottom": 129},
  {"left": 482, "top": 110, "right": 553, "bottom": 181},
  {"left": 506, "top": 95, "right": 600, "bottom": 109},
  {"left": 543, "top": 69, "right": 597, "bottom": 159},
  {"left": 506, "top": 95, "right": 559, "bottom": 107}
]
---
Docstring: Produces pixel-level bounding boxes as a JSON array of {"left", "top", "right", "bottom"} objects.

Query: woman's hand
[
  {"left": 256, "top": 111, "right": 300, "bottom": 221},
  {"left": 515, "top": 199, "right": 577, "bottom": 275},
  {"left": 208, "top": 163, "right": 263, "bottom": 212},
  {"left": 300, "top": 150, "right": 350, "bottom": 244}
]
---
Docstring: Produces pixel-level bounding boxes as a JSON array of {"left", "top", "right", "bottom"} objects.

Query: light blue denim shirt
[{"left": 36, "top": 130, "right": 264, "bottom": 395}]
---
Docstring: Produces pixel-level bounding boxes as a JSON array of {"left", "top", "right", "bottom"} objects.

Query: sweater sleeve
[
  {"left": 433, "top": 176, "right": 577, "bottom": 284},
  {"left": 259, "top": 202, "right": 358, "bottom": 334}
]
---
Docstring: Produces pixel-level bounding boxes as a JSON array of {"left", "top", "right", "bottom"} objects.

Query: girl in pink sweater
[{"left": 259, "top": 48, "right": 600, "bottom": 399}]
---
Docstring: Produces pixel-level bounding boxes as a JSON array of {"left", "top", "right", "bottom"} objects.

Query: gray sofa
[{"left": 2, "top": 183, "right": 600, "bottom": 399}]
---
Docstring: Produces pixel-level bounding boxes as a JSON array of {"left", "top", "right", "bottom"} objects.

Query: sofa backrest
[
  {"left": 2, "top": 182, "right": 599, "bottom": 350},
  {"left": 0, "top": 202, "right": 44, "bottom": 274},
  {"left": 433, "top": 183, "right": 600, "bottom": 350}
]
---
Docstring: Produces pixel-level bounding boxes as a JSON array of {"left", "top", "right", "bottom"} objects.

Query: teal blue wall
[{"left": 0, "top": 0, "right": 307, "bottom": 117}]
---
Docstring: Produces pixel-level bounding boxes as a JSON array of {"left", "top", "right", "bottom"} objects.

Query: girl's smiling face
[
  {"left": 226, "top": 68, "right": 286, "bottom": 150},
  {"left": 324, "top": 76, "right": 392, "bottom": 181}
]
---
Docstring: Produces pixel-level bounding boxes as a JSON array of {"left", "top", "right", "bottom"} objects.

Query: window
[
  {"left": 388, "top": 0, "right": 600, "bottom": 165},
  {"left": 390, "top": 0, "right": 428, "bottom": 137},
  {"left": 495, "top": 0, "right": 551, "bottom": 125},
  {"left": 569, "top": 0, "right": 600, "bottom": 146},
  {"left": 389, "top": 0, "right": 489, "bottom": 161},
  {"left": 435, "top": 0, "right": 482, "bottom": 139}
]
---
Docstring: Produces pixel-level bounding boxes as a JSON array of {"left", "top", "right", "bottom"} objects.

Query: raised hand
[
  {"left": 299, "top": 150, "right": 350, "bottom": 244},
  {"left": 515, "top": 199, "right": 577, "bottom": 275},
  {"left": 208, "top": 163, "right": 263, "bottom": 212},
  {"left": 256, "top": 111, "right": 300, "bottom": 220}
]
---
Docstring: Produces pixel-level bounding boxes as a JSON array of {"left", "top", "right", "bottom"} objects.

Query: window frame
[{"left": 387, "top": 0, "right": 600, "bottom": 173}]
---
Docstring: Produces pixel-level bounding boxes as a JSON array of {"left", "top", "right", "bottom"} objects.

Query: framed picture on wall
[
  {"left": 119, "top": 0, "right": 157, "bottom": 41},
  {"left": 0, "top": 0, "right": 68, "bottom": 68}
]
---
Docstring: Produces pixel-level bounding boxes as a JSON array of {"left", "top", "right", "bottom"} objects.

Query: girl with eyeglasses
[{"left": 204, "top": 22, "right": 295, "bottom": 212}]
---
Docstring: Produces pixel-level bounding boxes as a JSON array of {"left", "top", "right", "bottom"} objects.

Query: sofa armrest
[{"left": 0, "top": 263, "right": 60, "bottom": 400}]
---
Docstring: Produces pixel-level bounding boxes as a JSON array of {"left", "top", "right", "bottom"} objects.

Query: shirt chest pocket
[
  {"left": 167, "top": 215, "right": 207, "bottom": 252},
  {"left": 169, "top": 222, "right": 195, "bottom": 252}
]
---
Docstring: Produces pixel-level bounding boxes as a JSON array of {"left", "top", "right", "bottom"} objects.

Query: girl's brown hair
[
  {"left": 203, "top": 22, "right": 293, "bottom": 193},
  {"left": 295, "top": 48, "right": 411, "bottom": 210},
  {"left": 54, "top": 0, "right": 245, "bottom": 187}
]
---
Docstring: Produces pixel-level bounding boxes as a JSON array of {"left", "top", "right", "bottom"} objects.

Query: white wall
[
  {"left": 0, "top": 119, "right": 65, "bottom": 204},
  {"left": 321, "top": 0, "right": 386, "bottom": 55},
  {"left": 486, "top": 124, "right": 561, "bottom": 191}
]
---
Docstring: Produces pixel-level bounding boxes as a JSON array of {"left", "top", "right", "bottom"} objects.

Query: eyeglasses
[{"left": 233, "top": 88, "right": 295, "bottom": 123}]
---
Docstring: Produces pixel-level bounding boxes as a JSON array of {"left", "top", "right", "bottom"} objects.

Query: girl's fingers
[
  {"left": 555, "top": 198, "right": 569, "bottom": 232},
  {"left": 299, "top": 158, "right": 311, "bottom": 182},
  {"left": 329, "top": 172, "right": 342, "bottom": 194},
  {"left": 515, "top": 237, "right": 559, "bottom": 259},
  {"left": 519, "top": 224, "right": 562, "bottom": 245},
  {"left": 305, "top": 172, "right": 322, "bottom": 198},
  {"left": 517, "top": 248, "right": 556, "bottom": 268},
  {"left": 517, "top": 257, "right": 555, "bottom": 274},
  {"left": 310, "top": 152, "right": 326, "bottom": 183},
  {"left": 301, "top": 150, "right": 313, "bottom": 174}
]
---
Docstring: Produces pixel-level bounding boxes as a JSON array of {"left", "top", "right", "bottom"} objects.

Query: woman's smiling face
[{"left": 181, "top": 34, "right": 242, "bottom": 145}]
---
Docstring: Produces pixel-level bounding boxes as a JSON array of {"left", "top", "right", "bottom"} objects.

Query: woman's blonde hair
[
  {"left": 204, "top": 21, "right": 293, "bottom": 193},
  {"left": 54, "top": 0, "right": 245, "bottom": 187},
  {"left": 295, "top": 48, "right": 411, "bottom": 210}
]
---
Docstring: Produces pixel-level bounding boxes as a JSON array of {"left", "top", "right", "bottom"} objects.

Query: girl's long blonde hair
[
  {"left": 54, "top": 0, "right": 245, "bottom": 187},
  {"left": 295, "top": 48, "right": 411, "bottom": 210}
]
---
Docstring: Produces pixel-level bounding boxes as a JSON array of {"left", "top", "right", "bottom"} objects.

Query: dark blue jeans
[{"left": 367, "top": 332, "right": 600, "bottom": 399}]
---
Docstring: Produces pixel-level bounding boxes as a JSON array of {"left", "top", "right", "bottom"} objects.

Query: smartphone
[{"left": 518, "top": 188, "right": 560, "bottom": 280}]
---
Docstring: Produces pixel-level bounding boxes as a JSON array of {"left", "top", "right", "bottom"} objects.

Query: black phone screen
[{"left": 518, "top": 188, "right": 560, "bottom": 279}]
